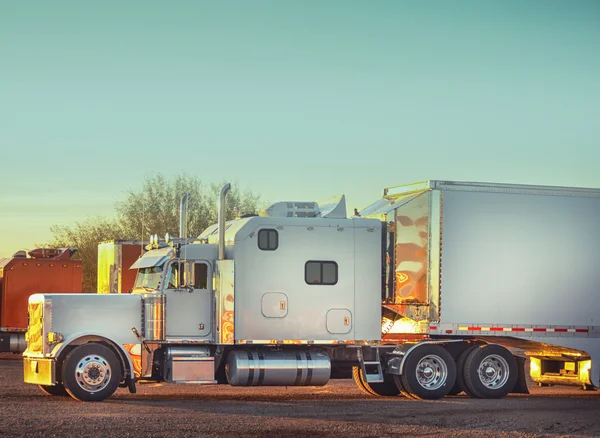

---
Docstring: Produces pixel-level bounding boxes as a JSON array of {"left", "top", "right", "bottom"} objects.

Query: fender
[
  {"left": 385, "top": 340, "right": 464, "bottom": 375},
  {"left": 50, "top": 332, "right": 137, "bottom": 381}
]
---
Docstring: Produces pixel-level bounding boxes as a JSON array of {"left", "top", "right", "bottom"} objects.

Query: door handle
[
  {"left": 344, "top": 317, "right": 350, "bottom": 326},
  {"left": 280, "top": 301, "right": 286, "bottom": 310}
]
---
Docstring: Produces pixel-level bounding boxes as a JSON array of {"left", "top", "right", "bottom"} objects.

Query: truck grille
[{"left": 26, "top": 302, "right": 43, "bottom": 354}]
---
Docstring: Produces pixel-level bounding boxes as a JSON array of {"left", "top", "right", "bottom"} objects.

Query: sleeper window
[
  {"left": 305, "top": 261, "right": 338, "bottom": 285},
  {"left": 258, "top": 229, "right": 278, "bottom": 251}
]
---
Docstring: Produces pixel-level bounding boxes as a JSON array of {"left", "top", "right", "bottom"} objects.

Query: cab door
[{"left": 165, "top": 260, "right": 213, "bottom": 340}]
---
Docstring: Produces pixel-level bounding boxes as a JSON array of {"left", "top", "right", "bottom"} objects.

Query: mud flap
[
  {"left": 127, "top": 376, "right": 137, "bottom": 394},
  {"left": 510, "top": 356, "right": 530, "bottom": 394}
]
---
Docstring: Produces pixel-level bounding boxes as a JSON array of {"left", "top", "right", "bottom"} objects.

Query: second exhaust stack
[
  {"left": 218, "top": 183, "right": 231, "bottom": 260},
  {"left": 179, "top": 193, "right": 190, "bottom": 239}
]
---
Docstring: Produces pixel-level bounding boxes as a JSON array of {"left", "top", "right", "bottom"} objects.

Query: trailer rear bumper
[{"left": 23, "top": 357, "right": 55, "bottom": 386}]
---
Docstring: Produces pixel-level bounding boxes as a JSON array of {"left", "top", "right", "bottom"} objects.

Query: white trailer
[{"left": 21, "top": 181, "right": 600, "bottom": 401}]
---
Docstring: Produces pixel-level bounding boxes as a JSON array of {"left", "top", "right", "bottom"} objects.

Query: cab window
[
  {"left": 166, "top": 262, "right": 209, "bottom": 289},
  {"left": 193, "top": 263, "right": 208, "bottom": 289},
  {"left": 166, "top": 263, "right": 185, "bottom": 289}
]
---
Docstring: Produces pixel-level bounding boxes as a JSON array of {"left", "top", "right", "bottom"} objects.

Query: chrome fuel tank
[
  {"left": 226, "top": 349, "right": 331, "bottom": 386},
  {"left": 142, "top": 293, "right": 165, "bottom": 341}
]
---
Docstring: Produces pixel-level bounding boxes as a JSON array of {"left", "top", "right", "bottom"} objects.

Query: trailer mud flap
[{"left": 510, "top": 356, "right": 530, "bottom": 394}]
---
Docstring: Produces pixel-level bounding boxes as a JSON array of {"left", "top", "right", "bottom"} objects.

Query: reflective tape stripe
[{"left": 430, "top": 325, "right": 590, "bottom": 333}]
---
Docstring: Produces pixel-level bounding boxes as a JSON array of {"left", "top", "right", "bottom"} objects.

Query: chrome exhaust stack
[
  {"left": 218, "top": 183, "right": 231, "bottom": 260},
  {"left": 179, "top": 193, "right": 190, "bottom": 239}
]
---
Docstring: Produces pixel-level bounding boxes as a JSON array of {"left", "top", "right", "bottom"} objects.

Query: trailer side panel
[{"left": 440, "top": 189, "right": 600, "bottom": 326}]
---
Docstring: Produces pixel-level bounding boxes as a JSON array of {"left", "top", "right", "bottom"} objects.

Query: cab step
[{"left": 357, "top": 347, "right": 384, "bottom": 383}]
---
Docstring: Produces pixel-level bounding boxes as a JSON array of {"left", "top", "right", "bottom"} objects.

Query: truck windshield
[{"left": 133, "top": 265, "right": 164, "bottom": 291}]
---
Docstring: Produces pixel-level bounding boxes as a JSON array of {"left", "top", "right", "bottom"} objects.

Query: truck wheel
[
  {"left": 455, "top": 345, "right": 481, "bottom": 397},
  {"left": 352, "top": 366, "right": 376, "bottom": 396},
  {"left": 463, "top": 344, "right": 518, "bottom": 399},
  {"left": 62, "top": 343, "right": 122, "bottom": 402},
  {"left": 447, "top": 381, "right": 463, "bottom": 396},
  {"left": 398, "top": 345, "right": 456, "bottom": 400},
  {"left": 392, "top": 374, "right": 417, "bottom": 399},
  {"left": 352, "top": 366, "right": 399, "bottom": 396},
  {"left": 38, "top": 384, "right": 68, "bottom": 396}
]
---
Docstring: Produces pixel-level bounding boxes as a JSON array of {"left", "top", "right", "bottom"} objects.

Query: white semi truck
[{"left": 22, "top": 180, "right": 599, "bottom": 401}]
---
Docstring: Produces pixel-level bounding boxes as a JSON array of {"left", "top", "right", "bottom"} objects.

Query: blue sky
[{"left": 1, "top": 0, "right": 599, "bottom": 255}]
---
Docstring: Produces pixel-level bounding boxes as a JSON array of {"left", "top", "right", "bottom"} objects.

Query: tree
[
  {"left": 48, "top": 217, "right": 127, "bottom": 292},
  {"left": 116, "top": 174, "right": 262, "bottom": 240},
  {"left": 48, "top": 174, "right": 263, "bottom": 291}
]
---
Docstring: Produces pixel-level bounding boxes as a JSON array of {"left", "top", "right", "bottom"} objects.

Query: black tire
[
  {"left": 38, "top": 384, "right": 69, "bottom": 396},
  {"left": 456, "top": 345, "right": 481, "bottom": 397},
  {"left": 352, "top": 366, "right": 377, "bottom": 396},
  {"left": 62, "top": 343, "right": 122, "bottom": 402},
  {"left": 352, "top": 366, "right": 400, "bottom": 397},
  {"left": 399, "top": 345, "right": 457, "bottom": 400},
  {"left": 447, "top": 381, "right": 463, "bottom": 396},
  {"left": 393, "top": 374, "right": 417, "bottom": 399},
  {"left": 463, "top": 344, "right": 518, "bottom": 399},
  {"left": 215, "top": 363, "right": 229, "bottom": 384}
]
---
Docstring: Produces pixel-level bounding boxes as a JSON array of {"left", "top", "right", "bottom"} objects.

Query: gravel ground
[{"left": 1, "top": 353, "right": 599, "bottom": 437}]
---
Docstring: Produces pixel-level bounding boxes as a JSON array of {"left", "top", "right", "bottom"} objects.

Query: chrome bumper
[{"left": 23, "top": 357, "right": 56, "bottom": 386}]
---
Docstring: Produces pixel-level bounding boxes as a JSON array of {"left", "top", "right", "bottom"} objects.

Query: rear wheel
[
  {"left": 38, "top": 384, "right": 69, "bottom": 396},
  {"left": 397, "top": 345, "right": 456, "bottom": 400},
  {"left": 463, "top": 344, "right": 518, "bottom": 399},
  {"left": 447, "top": 381, "right": 463, "bottom": 396},
  {"left": 392, "top": 374, "right": 417, "bottom": 399},
  {"left": 352, "top": 366, "right": 400, "bottom": 397},
  {"left": 455, "top": 344, "right": 481, "bottom": 397},
  {"left": 352, "top": 366, "right": 376, "bottom": 396},
  {"left": 62, "top": 343, "right": 122, "bottom": 402}
]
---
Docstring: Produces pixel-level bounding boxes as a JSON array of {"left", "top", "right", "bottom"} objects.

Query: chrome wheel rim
[
  {"left": 477, "top": 354, "right": 509, "bottom": 389},
  {"left": 75, "top": 354, "right": 112, "bottom": 393},
  {"left": 415, "top": 354, "right": 448, "bottom": 390}
]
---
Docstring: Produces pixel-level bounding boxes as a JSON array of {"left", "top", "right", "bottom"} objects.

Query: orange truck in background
[{"left": 0, "top": 248, "right": 82, "bottom": 352}]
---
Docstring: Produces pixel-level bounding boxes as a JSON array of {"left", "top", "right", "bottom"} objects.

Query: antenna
[{"left": 141, "top": 195, "right": 145, "bottom": 255}]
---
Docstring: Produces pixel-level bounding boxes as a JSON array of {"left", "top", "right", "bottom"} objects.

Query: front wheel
[
  {"left": 62, "top": 343, "right": 122, "bottom": 402},
  {"left": 38, "top": 384, "right": 69, "bottom": 396},
  {"left": 396, "top": 344, "right": 456, "bottom": 400}
]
